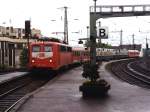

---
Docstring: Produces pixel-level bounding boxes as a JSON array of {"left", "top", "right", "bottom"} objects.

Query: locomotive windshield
[
  {"left": 32, "top": 45, "right": 40, "bottom": 52},
  {"left": 44, "top": 45, "right": 52, "bottom": 52}
]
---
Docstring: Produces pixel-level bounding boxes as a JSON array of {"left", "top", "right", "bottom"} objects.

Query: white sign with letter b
[{"left": 97, "top": 26, "right": 108, "bottom": 39}]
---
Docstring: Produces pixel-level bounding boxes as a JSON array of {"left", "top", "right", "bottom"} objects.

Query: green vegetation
[
  {"left": 20, "top": 48, "right": 28, "bottom": 67},
  {"left": 79, "top": 61, "right": 110, "bottom": 97},
  {"left": 97, "top": 43, "right": 112, "bottom": 48},
  {"left": 84, "top": 40, "right": 112, "bottom": 48},
  {"left": 82, "top": 62, "right": 100, "bottom": 82},
  {"left": 0, "top": 64, "right": 8, "bottom": 71}
]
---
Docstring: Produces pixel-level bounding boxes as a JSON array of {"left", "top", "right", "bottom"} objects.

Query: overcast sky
[{"left": 1, "top": 0, "right": 150, "bottom": 47}]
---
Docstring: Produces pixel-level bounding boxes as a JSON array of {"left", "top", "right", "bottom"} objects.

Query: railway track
[
  {"left": 0, "top": 72, "right": 55, "bottom": 112},
  {"left": 110, "top": 58, "right": 150, "bottom": 89}
]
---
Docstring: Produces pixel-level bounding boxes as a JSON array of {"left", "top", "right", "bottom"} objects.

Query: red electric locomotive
[{"left": 28, "top": 41, "right": 89, "bottom": 70}]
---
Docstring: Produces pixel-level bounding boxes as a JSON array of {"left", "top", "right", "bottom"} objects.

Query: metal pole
[
  {"left": 146, "top": 37, "right": 148, "bottom": 49},
  {"left": 87, "top": 26, "right": 89, "bottom": 38},
  {"left": 64, "top": 6, "right": 68, "bottom": 44},
  {"left": 132, "top": 34, "right": 135, "bottom": 50},
  {"left": 145, "top": 37, "right": 149, "bottom": 68},
  {"left": 146, "top": 37, "right": 148, "bottom": 57},
  {"left": 98, "top": 21, "right": 101, "bottom": 44},
  {"left": 90, "top": 0, "right": 97, "bottom": 65},
  {"left": 120, "top": 29, "right": 123, "bottom": 48},
  {"left": 27, "top": 34, "right": 30, "bottom": 49}
]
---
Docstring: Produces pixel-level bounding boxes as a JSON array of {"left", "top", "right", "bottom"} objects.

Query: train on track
[
  {"left": 28, "top": 41, "right": 89, "bottom": 70},
  {"left": 96, "top": 48, "right": 140, "bottom": 61},
  {"left": 28, "top": 40, "right": 140, "bottom": 71}
]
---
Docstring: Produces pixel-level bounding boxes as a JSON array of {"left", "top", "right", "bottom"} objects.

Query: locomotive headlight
[
  {"left": 32, "top": 60, "right": 35, "bottom": 63},
  {"left": 49, "top": 59, "right": 52, "bottom": 63}
]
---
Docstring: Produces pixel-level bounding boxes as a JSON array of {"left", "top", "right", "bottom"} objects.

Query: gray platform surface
[
  {"left": 15, "top": 63, "right": 150, "bottom": 112},
  {"left": 0, "top": 72, "right": 28, "bottom": 84}
]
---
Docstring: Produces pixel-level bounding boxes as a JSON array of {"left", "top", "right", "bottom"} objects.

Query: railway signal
[
  {"left": 25, "top": 20, "right": 31, "bottom": 37},
  {"left": 25, "top": 20, "right": 31, "bottom": 49},
  {"left": 25, "top": 20, "right": 31, "bottom": 64}
]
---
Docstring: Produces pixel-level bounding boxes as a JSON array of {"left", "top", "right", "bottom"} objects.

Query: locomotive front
[{"left": 29, "top": 42, "right": 55, "bottom": 70}]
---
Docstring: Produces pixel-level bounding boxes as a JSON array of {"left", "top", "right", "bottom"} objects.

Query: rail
[{"left": 110, "top": 59, "right": 150, "bottom": 89}]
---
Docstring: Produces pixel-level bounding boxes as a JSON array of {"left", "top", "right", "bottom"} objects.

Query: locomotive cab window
[
  {"left": 44, "top": 45, "right": 52, "bottom": 52},
  {"left": 32, "top": 45, "right": 40, "bottom": 52}
]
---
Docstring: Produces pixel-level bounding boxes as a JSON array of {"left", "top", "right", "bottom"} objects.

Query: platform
[
  {"left": 12, "top": 62, "right": 150, "bottom": 112},
  {"left": 0, "top": 72, "right": 28, "bottom": 84}
]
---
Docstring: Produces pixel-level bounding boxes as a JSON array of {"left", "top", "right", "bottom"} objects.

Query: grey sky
[{"left": 0, "top": 0, "right": 150, "bottom": 47}]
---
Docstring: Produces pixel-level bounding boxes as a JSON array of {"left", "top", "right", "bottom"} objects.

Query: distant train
[
  {"left": 96, "top": 48, "right": 127, "bottom": 61},
  {"left": 128, "top": 50, "right": 140, "bottom": 58},
  {"left": 28, "top": 40, "right": 140, "bottom": 71},
  {"left": 96, "top": 48, "right": 140, "bottom": 61}
]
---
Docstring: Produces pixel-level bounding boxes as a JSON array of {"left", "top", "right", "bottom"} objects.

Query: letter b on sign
[{"left": 98, "top": 27, "right": 108, "bottom": 39}]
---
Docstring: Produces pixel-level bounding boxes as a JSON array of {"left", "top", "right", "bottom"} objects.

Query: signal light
[{"left": 25, "top": 20, "right": 31, "bottom": 37}]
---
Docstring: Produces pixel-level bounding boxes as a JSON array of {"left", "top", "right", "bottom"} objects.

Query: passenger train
[
  {"left": 28, "top": 40, "right": 140, "bottom": 71},
  {"left": 29, "top": 41, "right": 89, "bottom": 70}
]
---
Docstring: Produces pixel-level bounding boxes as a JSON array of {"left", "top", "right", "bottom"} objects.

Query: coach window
[
  {"left": 32, "top": 45, "right": 40, "bottom": 52},
  {"left": 66, "top": 47, "right": 69, "bottom": 52},
  {"left": 60, "top": 45, "right": 66, "bottom": 52},
  {"left": 75, "top": 51, "right": 77, "bottom": 56},
  {"left": 74, "top": 51, "right": 76, "bottom": 56},
  {"left": 67, "top": 47, "right": 72, "bottom": 52},
  {"left": 76, "top": 51, "right": 78, "bottom": 56},
  {"left": 74, "top": 51, "right": 77, "bottom": 56},
  {"left": 44, "top": 45, "right": 52, "bottom": 52},
  {"left": 84, "top": 52, "right": 86, "bottom": 56},
  {"left": 78, "top": 51, "right": 80, "bottom": 56}
]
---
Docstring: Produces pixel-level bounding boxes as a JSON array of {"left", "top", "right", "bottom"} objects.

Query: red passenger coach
[
  {"left": 72, "top": 47, "right": 89, "bottom": 64},
  {"left": 128, "top": 50, "right": 140, "bottom": 58},
  {"left": 29, "top": 41, "right": 72, "bottom": 70}
]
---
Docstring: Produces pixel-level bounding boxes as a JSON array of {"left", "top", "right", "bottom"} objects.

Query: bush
[
  {"left": 82, "top": 62, "right": 100, "bottom": 82},
  {"left": 0, "top": 64, "right": 8, "bottom": 71},
  {"left": 20, "top": 48, "right": 28, "bottom": 67}
]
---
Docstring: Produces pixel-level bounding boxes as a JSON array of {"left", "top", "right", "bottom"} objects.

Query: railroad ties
[{"left": 110, "top": 58, "right": 150, "bottom": 89}]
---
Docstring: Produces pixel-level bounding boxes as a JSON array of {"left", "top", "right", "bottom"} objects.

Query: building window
[{"left": 17, "top": 44, "right": 23, "bottom": 49}]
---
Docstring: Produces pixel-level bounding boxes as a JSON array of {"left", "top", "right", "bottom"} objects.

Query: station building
[{"left": 0, "top": 26, "right": 41, "bottom": 69}]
